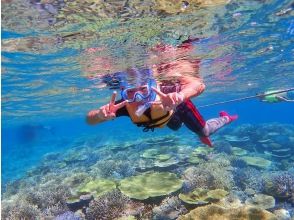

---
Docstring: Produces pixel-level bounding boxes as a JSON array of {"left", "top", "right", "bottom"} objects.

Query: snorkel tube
[{"left": 121, "top": 78, "right": 157, "bottom": 117}]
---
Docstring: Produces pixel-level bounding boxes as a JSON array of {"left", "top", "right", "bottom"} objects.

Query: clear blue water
[{"left": 1, "top": 0, "right": 294, "bottom": 219}]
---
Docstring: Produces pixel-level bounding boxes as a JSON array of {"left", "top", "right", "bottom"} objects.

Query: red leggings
[
  {"left": 167, "top": 100, "right": 229, "bottom": 147},
  {"left": 167, "top": 100, "right": 206, "bottom": 136}
]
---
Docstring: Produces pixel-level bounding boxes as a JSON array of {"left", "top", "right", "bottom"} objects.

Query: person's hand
[
  {"left": 88, "top": 91, "right": 127, "bottom": 121},
  {"left": 151, "top": 87, "right": 184, "bottom": 111}
]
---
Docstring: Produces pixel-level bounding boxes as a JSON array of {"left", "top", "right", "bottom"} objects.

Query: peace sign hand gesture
[
  {"left": 88, "top": 91, "right": 128, "bottom": 121},
  {"left": 151, "top": 87, "right": 185, "bottom": 111}
]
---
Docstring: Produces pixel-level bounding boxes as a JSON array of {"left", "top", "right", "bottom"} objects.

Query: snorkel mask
[{"left": 121, "top": 78, "right": 157, "bottom": 116}]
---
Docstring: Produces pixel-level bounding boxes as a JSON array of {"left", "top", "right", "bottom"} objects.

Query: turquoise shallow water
[{"left": 2, "top": 0, "right": 294, "bottom": 219}]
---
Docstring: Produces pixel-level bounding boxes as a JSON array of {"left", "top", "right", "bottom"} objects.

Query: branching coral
[
  {"left": 85, "top": 190, "right": 130, "bottom": 220},
  {"left": 182, "top": 156, "right": 234, "bottom": 192},
  {"left": 122, "top": 200, "right": 153, "bottom": 219},
  {"left": 153, "top": 196, "right": 187, "bottom": 219},
  {"left": 22, "top": 184, "right": 70, "bottom": 210},
  {"left": 214, "top": 140, "right": 233, "bottom": 154},
  {"left": 55, "top": 211, "right": 81, "bottom": 220},
  {"left": 182, "top": 167, "right": 214, "bottom": 192},
  {"left": 263, "top": 172, "right": 294, "bottom": 202},
  {"left": 1, "top": 199, "right": 43, "bottom": 220},
  {"left": 233, "top": 167, "right": 263, "bottom": 192},
  {"left": 2, "top": 179, "right": 71, "bottom": 219},
  {"left": 90, "top": 159, "right": 135, "bottom": 179},
  {"left": 42, "top": 202, "right": 70, "bottom": 218},
  {"left": 230, "top": 157, "right": 248, "bottom": 169}
]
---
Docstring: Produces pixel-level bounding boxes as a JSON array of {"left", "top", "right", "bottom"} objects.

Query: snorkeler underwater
[{"left": 1, "top": 0, "right": 294, "bottom": 219}]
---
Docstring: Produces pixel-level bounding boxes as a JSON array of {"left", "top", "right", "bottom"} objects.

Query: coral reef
[
  {"left": 22, "top": 184, "right": 70, "bottom": 210},
  {"left": 273, "top": 209, "right": 291, "bottom": 220},
  {"left": 187, "top": 155, "right": 204, "bottom": 164},
  {"left": 85, "top": 190, "right": 130, "bottom": 220},
  {"left": 229, "top": 123, "right": 294, "bottom": 166},
  {"left": 182, "top": 167, "right": 214, "bottom": 192},
  {"left": 90, "top": 159, "right": 135, "bottom": 179},
  {"left": 122, "top": 200, "right": 153, "bottom": 219},
  {"left": 1, "top": 199, "right": 43, "bottom": 220},
  {"left": 119, "top": 172, "right": 183, "bottom": 200},
  {"left": 178, "top": 204, "right": 278, "bottom": 220},
  {"left": 77, "top": 178, "right": 117, "bottom": 198},
  {"left": 232, "top": 167, "right": 263, "bottom": 192},
  {"left": 263, "top": 172, "right": 294, "bottom": 202},
  {"left": 182, "top": 156, "right": 234, "bottom": 191},
  {"left": 55, "top": 211, "right": 81, "bottom": 220},
  {"left": 62, "top": 172, "right": 92, "bottom": 188},
  {"left": 2, "top": 124, "right": 294, "bottom": 219},
  {"left": 241, "top": 156, "right": 272, "bottom": 169},
  {"left": 153, "top": 196, "right": 187, "bottom": 219},
  {"left": 179, "top": 188, "right": 228, "bottom": 205},
  {"left": 230, "top": 157, "right": 248, "bottom": 168},
  {"left": 1, "top": 176, "right": 71, "bottom": 219},
  {"left": 42, "top": 202, "right": 71, "bottom": 218},
  {"left": 245, "top": 194, "right": 276, "bottom": 210},
  {"left": 231, "top": 147, "right": 248, "bottom": 156},
  {"left": 154, "top": 157, "right": 179, "bottom": 168},
  {"left": 141, "top": 148, "right": 163, "bottom": 159},
  {"left": 192, "top": 146, "right": 213, "bottom": 157},
  {"left": 214, "top": 140, "right": 233, "bottom": 154},
  {"left": 66, "top": 194, "right": 93, "bottom": 211}
]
